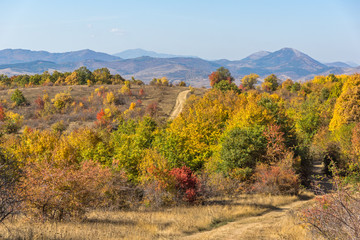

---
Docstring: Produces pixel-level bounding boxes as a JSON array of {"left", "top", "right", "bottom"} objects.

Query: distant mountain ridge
[
  {"left": 0, "top": 49, "right": 120, "bottom": 65},
  {"left": 0, "top": 48, "right": 359, "bottom": 87},
  {"left": 113, "top": 48, "right": 197, "bottom": 59}
]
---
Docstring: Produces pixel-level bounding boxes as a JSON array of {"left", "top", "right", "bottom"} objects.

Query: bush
[
  {"left": 252, "top": 163, "right": 300, "bottom": 195},
  {"left": 10, "top": 89, "right": 26, "bottom": 106},
  {"left": 301, "top": 179, "right": 360, "bottom": 239},
  {"left": 169, "top": 166, "right": 202, "bottom": 203},
  {"left": 52, "top": 92, "right": 73, "bottom": 111},
  {"left": 20, "top": 160, "right": 112, "bottom": 221},
  {"left": 0, "top": 149, "right": 22, "bottom": 223},
  {"left": 142, "top": 166, "right": 202, "bottom": 207}
]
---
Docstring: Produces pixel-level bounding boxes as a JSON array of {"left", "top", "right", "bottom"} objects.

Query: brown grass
[
  {"left": 0, "top": 85, "right": 206, "bottom": 130},
  {"left": 0, "top": 194, "right": 302, "bottom": 240}
]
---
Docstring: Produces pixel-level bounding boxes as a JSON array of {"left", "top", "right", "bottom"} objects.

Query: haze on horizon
[{"left": 0, "top": 0, "right": 359, "bottom": 64}]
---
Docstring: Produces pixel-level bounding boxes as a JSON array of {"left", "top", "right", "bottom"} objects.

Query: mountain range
[{"left": 0, "top": 48, "right": 358, "bottom": 87}]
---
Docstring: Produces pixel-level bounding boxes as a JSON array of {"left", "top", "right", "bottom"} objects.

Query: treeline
[
  {"left": 0, "top": 67, "right": 188, "bottom": 88},
  {"left": 0, "top": 67, "right": 138, "bottom": 87}
]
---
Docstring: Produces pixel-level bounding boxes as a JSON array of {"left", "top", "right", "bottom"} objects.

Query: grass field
[
  {"left": 0, "top": 194, "right": 311, "bottom": 240},
  {"left": 0, "top": 84, "right": 206, "bottom": 131}
]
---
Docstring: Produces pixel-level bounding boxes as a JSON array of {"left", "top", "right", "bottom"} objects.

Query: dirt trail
[
  {"left": 181, "top": 199, "right": 310, "bottom": 240},
  {"left": 182, "top": 160, "right": 331, "bottom": 240},
  {"left": 169, "top": 90, "right": 191, "bottom": 120}
]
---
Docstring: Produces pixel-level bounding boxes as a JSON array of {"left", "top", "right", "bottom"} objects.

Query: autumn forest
[{"left": 0, "top": 66, "right": 360, "bottom": 239}]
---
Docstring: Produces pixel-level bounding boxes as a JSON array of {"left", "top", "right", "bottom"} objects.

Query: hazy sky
[{"left": 1, "top": 0, "right": 359, "bottom": 63}]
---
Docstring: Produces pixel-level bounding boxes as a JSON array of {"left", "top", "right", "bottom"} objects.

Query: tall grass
[{"left": 0, "top": 194, "right": 300, "bottom": 240}]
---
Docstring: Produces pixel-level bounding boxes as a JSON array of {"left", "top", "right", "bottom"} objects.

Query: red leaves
[
  {"left": 209, "top": 71, "right": 220, "bottom": 87},
  {"left": 169, "top": 166, "right": 201, "bottom": 203},
  {"left": 0, "top": 105, "right": 5, "bottom": 121}
]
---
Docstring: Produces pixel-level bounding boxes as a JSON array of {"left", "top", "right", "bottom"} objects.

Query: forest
[{"left": 0, "top": 66, "right": 359, "bottom": 239}]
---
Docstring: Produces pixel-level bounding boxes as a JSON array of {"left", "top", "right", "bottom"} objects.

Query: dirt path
[
  {"left": 169, "top": 90, "right": 191, "bottom": 120},
  {"left": 182, "top": 199, "right": 310, "bottom": 240}
]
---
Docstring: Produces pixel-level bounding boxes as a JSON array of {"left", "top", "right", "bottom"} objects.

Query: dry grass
[
  {"left": 0, "top": 85, "right": 206, "bottom": 130},
  {"left": 0, "top": 194, "right": 302, "bottom": 240}
]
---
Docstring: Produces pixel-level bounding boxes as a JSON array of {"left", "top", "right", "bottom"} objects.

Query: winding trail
[
  {"left": 169, "top": 90, "right": 191, "bottom": 120},
  {"left": 181, "top": 200, "right": 310, "bottom": 240}
]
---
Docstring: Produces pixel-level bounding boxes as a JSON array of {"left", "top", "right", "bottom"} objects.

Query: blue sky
[{"left": 0, "top": 0, "right": 359, "bottom": 63}]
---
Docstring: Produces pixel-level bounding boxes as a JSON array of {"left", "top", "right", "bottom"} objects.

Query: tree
[
  {"left": 241, "top": 73, "right": 259, "bottom": 90},
  {"left": 93, "top": 68, "right": 111, "bottom": 84},
  {"left": 75, "top": 66, "right": 93, "bottom": 85},
  {"left": 213, "top": 80, "right": 240, "bottom": 93},
  {"left": 209, "top": 67, "right": 234, "bottom": 87},
  {"left": 262, "top": 74, "right": 280, "bottom": 92},
  {"left": 220, "top": 126, "right": 266, "bottom": 171},
  {"left": 11, "top": 89, "right": 26, "bottom": 106}
]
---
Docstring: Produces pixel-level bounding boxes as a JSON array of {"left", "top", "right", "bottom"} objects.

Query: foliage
[
  {"left": 241, "top": 73, "right": 259, "bottom": 90},
  {"left": 20, "top": 160, "right": 112, "bottom": 221},
  {"left": 252, "top": 163, "right": 299, "bottom": 195},
  {"left": 0, "top": 149, "right": 22, "bottom": 223},
  {"left": 169, "top": 166, "right": 202, "bottom": 203},
  {"left": 220, "top": 126, "right": 266, "bottom": 172},
  {"left": 209, "top": 67, "right": 234, "bottom": 87},
  {"left": 11, "top": 89, "right": 26, "bottom": 106},
  {"left": 262, "top": 74, "right": 280, "bottom": 92},
  {"left": 52, "top": 92, "right": 73, "bottom": 111},
  {"left": 213, "top": 80, "right": 240, "bottom": 93},
  {"left": 301, "top": 179, "right": 360, "bottom": 239}
]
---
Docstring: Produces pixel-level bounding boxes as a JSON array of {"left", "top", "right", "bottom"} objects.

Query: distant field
[{"left": 0, "top": 84, "right": 207, "bottom": 130}]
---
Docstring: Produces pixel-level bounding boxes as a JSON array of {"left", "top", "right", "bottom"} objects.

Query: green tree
[
  {"left": 93, "top": 68, "right": 111, "bottom": 84},
  {"left": 75, "top": 66, "right": 93, "bottom": 85},
  {"left": 213, "top": 80, "right": 240, "bottom": 93},
  {"left": 11, "top": 89, "right": 26, "bottom": 106},
  {"left": 220, "top": 126, "right": 266, "bottom": 171}
]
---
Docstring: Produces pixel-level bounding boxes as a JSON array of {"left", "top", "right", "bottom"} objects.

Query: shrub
[
  {"left": 52, "top": 92, "right": 73, "bottom": 111},
  {"left": 20, "top": 160, "right": 112, "bottom": 221},
  {"left": 10, "top": 89, "right": 26, "bottom": 106},
  {"left": 51, "top": 120, "right": 67, "bottom": 134},
  {"left": 252, "top": 163, "right": 300, "bottom": 195},
  {"left": 0, "top": 149, "right": 22, "bottom": 223},
  {"left": 0, "top": 105, "right": 5, "bottom": 121},
  {"left": 142, "top": 165, "right": 202, "bottom": 206},
  {"left": 179, "top": 81, "right": 186, "bottom": 87},
  {"left": 169, "top": 166, "right": 202, "bottom": 203},
  {"left": 34, "top": 96, "right": 44, "bottom": 110},
  {"left": 2, "top": 111, "right": 23, "bottom": 134},
  {"left": 301, "top": 179, "right": 360, "bottom": 239}
]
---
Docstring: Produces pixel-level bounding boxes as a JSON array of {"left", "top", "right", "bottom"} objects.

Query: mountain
[
  {"left": 0, "top": 47, "right": 358, "bottom": 87},
  {"left": 113, "top": 48, "right": 197, "bottom": 59},
  {"left": 220, "top": 48, "right": 337, "bottom": 81},
  {"left": 241, "top": 51, "right": 271, "bottom": 62},
  {"left": 325, "top": 62, "right": 352, "bottom": 68},
  {"left": 0, "top": 49, "right": 120, "bottom": 65}
]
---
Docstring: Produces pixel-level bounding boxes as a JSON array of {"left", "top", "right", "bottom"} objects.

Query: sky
[{"left": 0, "top": 0, "right": 360, "bottom": 63}]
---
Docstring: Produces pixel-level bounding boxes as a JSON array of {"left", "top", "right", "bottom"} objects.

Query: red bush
[
  {"left": 146, "top": 102, "right": 158, "bottom": 117},
  {"left": 169, "top": 166, "right": 201, "bottom": 203},
  {"left": 0, "top": 105, "right": 5, "bottom": 121},
  {"left": 34, "top": 96, "right": 44, "bottom": 110}
]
